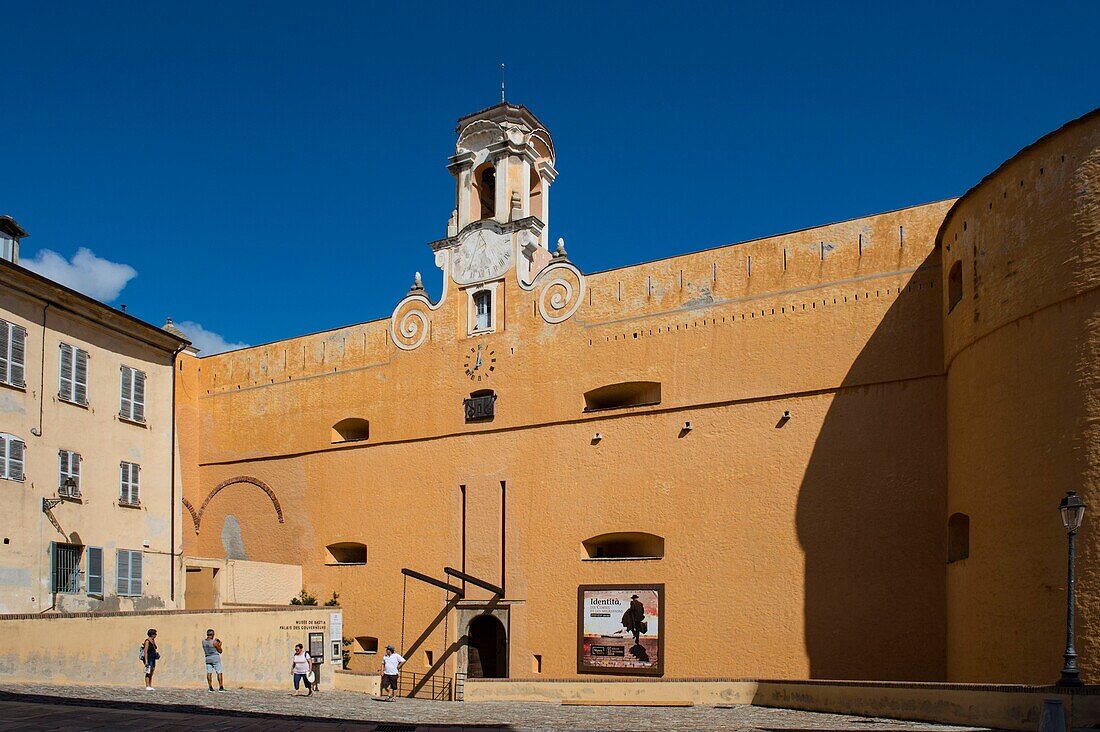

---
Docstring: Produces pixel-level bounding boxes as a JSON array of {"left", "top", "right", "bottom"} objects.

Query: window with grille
[
  {"left": 473, "top": 290, "right": 492, "bottom": 330},
  {"left": 51, "top": 542, "right": 83, "bottom": 594},
  {"left": 0, "top": 433, "right": 26, "bottom": 481},
  {"left": 119, "top": 366, "right": 146, "bottom": 423},
  {"left": 58, "top": 343, "right": 90, "bottom": 405},
  {"left": 0, "top": 319, "right": 27, "bottom": 388},
  {"left": 116, "top": 549, "right": 143, "bottom": 596},
  {"left": 119, "top": 462, "right": 140, "bottom": 505},
  {"left": 86, "top": 546, "right": 103, "bottom": 595},
  {"left": 59, "top": 450, "right": 81, "bottom": 497}
]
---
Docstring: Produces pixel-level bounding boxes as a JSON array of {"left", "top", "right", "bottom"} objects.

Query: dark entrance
[{"left": 466, "top": 614, "right": 507, "bottom": 678}]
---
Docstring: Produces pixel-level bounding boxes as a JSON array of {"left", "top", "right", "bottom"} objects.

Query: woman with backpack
[
  {"left": 141, "top": 628, "right": 159, "bottom": 691},
  {"left": 290, "top": 643, "right": 313, "bottom": 696}
]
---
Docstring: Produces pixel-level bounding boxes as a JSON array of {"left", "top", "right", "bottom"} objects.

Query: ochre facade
[{"left": 176, "top": 104, "right": 1100, "bottom": 684}]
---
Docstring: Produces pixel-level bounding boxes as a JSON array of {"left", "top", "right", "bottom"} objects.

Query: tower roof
[
  {"left": 455, "top": 103, "right": 549, "bottom": 134},
  {"left": 0, "top": 215, "right": 28, "bottom": 239}
]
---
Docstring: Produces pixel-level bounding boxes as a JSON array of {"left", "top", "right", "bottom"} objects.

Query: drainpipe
[
  {"left": 169, "top": 344, "right": 186, "bottom": 604},
  {"left": 30, "top": 302, "right": 49, "bottom": 437}
]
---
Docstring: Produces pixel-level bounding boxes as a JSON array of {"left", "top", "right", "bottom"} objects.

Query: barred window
[
  {"left": 119, "top": 366, "right": 146, "bottom": 423},
  {"left": 0, "top": 319, "right": 27, "bottom": 388},
  {"left": 51, "top": 542, "right": 83, "bottom": 594},
  {"left": 59, "top": 343, "right": 90, "bottom": 405},
  {"left": 59, "top": 450, "right": 81, "bottom": 497},
  {"left": 86, "top": 546, "right": 103, "bottom": 596},
  {"left": 116, "top": 549, "right": 142, "bottom": 596},
  {"left": 119, "top": 461, "right": 140, "bottom": 505},
  {"left": 0, "top": 433, "right": 26, "bottom": 481}
]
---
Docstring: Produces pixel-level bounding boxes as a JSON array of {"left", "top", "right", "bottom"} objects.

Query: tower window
[
  {"left": 474, "top": 163, "right": 496, "bottom": 220},
  {"left": 474, "top": 290, "right": 492, "bottom": 331},
  {"left": 947, "top": 261, "right": 963, "bottom": 313}
]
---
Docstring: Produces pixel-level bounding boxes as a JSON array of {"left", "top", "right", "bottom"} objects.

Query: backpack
[{"left": 139, "top": 642, "right": 146, "bottom": 662}]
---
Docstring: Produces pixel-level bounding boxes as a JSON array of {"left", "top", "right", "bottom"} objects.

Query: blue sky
[{"left": 3, "top": 2, "right": 1098, "bottom": 353}]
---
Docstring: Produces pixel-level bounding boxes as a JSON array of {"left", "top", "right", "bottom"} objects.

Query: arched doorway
[{"left": 466, "top": 614, "right": 507, "bottom": 678}]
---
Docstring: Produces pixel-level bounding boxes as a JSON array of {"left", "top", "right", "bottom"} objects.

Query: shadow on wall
[{"left": 796, "top": 250, "right": 948, "bottom": 680}]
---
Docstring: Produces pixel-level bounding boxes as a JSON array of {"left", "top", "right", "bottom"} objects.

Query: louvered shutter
[
  {"left": 116, "top": 550, "right": 128, "bottom": 595},
  {"left": 58, "top": 450, "right": 68, "bottom": 490},
  {"left": 0, "top": 322, "right": 8, "bottom": 384},
  {"left": 119, "top": 463, "right": 128, "bottom": 503},
  {"left": 49, "top": 541, "right": 57, "bottom": 593},
  {"left": 129, "top": 551, "right": 143, "bottom": 596},
  {"left": 74, "top": 349, "right": 89, "bottom": 404},
  {"left": 59, "top": 344, "right": 74, "bottom": 400},
  {"left": 0, "top": 436, "right": 7, "bottom": 480},
  {"left": 8, "top": 438, "right": 24, "bottom": 481},
  {"left": 120, "top": 366, "right": 132, "bottom": 419},
  {"left": 131, "top": 464, "right": 140, "bottom": 503},
  {"left": 71, "top": 453, "right": 81, "bottom": 492},
  {"left": 87, "top": 547, "right": 103, "bottom": 595},
  {"left": 9, "top": 325, "right": 25, "bottom": 387},
  {"left": 132, "top": 370, "right": 146, "bottom": 422}
]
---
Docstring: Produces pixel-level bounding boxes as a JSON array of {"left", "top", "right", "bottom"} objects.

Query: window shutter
[
  {"left": 119, "top": 463, "right": 128, "bottom": 503},
  {"left": 9, "top": 438, "right": 24, "bottom": 481},
  {"left": 0, "top": 321, "right": 8, "bottom": 384},
  {"left": 130, "top": 551, "right": 143, "bottom": 596},
  {"left": 58, "top": 450, "right": 68, "bottom": 489},
  {"left": 10, "top": 325, "right": 26, "bottom": 387},
  {"left": 72, "top": 453, "right": 81, "bottom": 491},
  {"left": 120, "top": 366, "right": 133, "bottom": 419},
  {"left": 59, "top": 344, "right": 74, "bottom": 400},
  {"left": 49, "top": 541, "right": 57, "bottom": 593},
  {"left": 116, "top": 550, "right": 128, "bottom": 595},
  {"left": 0, "top": 435, "right": 7, "bottom": 480},
  {"left": 133, "top": 370, "right": 146, "bottom": 422},
  {"left": 74, "top": 349, "right": 89, "bottom": 404},
  {"left": 132, "top": 464, "right": 140, "bottom": 503},
  {"left": 87, "top": 547, "right": 103, "bottom": 595}
]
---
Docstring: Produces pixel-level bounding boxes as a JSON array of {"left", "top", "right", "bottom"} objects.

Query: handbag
[{"left": 306, "top": 670, "right": 316, "bottom": 683}]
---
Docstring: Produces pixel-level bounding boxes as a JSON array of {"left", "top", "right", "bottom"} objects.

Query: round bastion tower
[{"left": 939, "top": 108, "right": 1100, "bottom": 683}]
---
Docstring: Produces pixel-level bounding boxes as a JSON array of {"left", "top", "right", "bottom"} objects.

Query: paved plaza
[{"left": 0, "top": 683, "right": 992, "bottom": 732}]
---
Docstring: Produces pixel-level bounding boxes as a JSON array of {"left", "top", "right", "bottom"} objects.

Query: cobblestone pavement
[{"left": 0, "top": 683, "right": 993, "bottom": 732}]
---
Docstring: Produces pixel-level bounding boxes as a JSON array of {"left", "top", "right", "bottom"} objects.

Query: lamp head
[{"left": 1059, "top": 491, "right": 1086, "bottom": 534}]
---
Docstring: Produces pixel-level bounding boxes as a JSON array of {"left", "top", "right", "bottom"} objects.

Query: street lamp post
[{"left": 1057, "top": 490, "right": 1087, "bottom": 687}]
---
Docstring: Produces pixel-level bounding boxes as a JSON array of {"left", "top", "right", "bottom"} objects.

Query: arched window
[
  {"left": 0, "top": 433, "right": 26, "bottom": 481},
  {"left": 529, "top": 168, "right": 543, "bottom": 223},
  {"left": 948, "top": 513, "right": 970, "bottom": 563},
  {"left": 474, "top": 163, "right": 496, "bottom": 220},
  {"left": 583, "top": 532, "right": 665, "bottom": 559},
  {"left": 583, "top": 382, "right": 661, "bottom": 412},
  {"left": 473, "top": 290, "right": 492, "bottom": 331},
  {"left": 948, "top": 261, "right": 963, "bottom": 313},
  {"left": 331, "top": 418, "right": 369, "bottom": 443},
  {"left": 326, "top": 542, "right": 367, "bottom": 565}
]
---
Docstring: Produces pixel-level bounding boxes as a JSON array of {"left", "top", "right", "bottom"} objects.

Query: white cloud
[
  {"left": 22, "top": 247, "right": 137, "bottom": 302},
  {"left": 175, "top": 321, "right": 249, "bottom": 355}
]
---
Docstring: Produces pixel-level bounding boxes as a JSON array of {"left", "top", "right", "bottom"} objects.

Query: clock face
[
  {"left": 463, "top": 344, "right": 496, "bottom": 381},
  {"left": 452, "top": 229, "right": 512, "bottom": 284}
]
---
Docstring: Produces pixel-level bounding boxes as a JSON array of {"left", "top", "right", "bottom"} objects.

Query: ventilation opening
[
  {"left": 331, "top": 418, "right": 369, "bottom": 443},
  {"left": 355, "top": 636, "right": 378, "bottom": 654},
  {"left": 474, "top": 163, "right": 496, "bottom": 220},
  {"left": 948, "top": 513, "right": 970, "bottom": 563},
  {"left": 325, "top": 542, "right": 367, "bottom": 565},
  {"left": 583, "top": 382, "right": 661, "bottom": 412},
  {"left": 947, "top": 261, "right": 963, "bottom": 313},
  {"left": 582, "top": 532, "right": 665, "bottom": 559}
]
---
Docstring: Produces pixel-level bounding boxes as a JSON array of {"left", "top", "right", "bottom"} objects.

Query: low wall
[
  {"left": 0, "top": 606, "right": 340, "bottom": 690},
  {"left": 333, "top": 669, "right": 382, "bottom": 696},
  {"left": 464, "top": 678, "right": 1100, "bottom": 729}
]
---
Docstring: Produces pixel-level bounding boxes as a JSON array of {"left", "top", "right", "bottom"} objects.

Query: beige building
[
  {"left": 0, "top": 221, "right": 188, "bottom": 613},
  {"left": 164, "top": 101, "right": 1098, "bottom": 687}
]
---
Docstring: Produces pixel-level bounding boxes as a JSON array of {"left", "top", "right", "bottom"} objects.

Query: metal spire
[{"left": 501, "top": 63, "right": 506, "bottom": 103}]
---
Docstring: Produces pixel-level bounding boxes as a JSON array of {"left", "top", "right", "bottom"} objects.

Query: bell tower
[{"left": 446, "top": 103, "right": 557, "bottom": 247}]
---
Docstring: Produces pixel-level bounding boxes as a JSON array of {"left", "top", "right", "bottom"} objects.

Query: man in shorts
[
  {"left": 380, "top": 644, "right": 405, "bottom": 701},
  {"left": 203, "top": 628, "right": 225, "bottom": 692}
]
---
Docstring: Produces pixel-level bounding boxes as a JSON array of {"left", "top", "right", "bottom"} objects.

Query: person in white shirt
[
  {"left": 290, "top": 643, "right": 313, "bottom": 697},
  {"left": 380, "top": 644, "right": 405, "bottom": 701}
]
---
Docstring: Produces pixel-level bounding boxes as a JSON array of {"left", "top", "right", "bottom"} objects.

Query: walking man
[
  {"left": 203, "top": 629, "right": 225, "bottom": 692},
  {"left": 380, "top": 644, "right": 405, "bottom": 701},
  {"left": 625, "top": 594, "right": 645, "bottom": 646}
]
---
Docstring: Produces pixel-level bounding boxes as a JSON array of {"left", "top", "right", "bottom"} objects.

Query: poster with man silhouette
[{"left": 577, "top": 584, "right": 664, "bottom": 675}]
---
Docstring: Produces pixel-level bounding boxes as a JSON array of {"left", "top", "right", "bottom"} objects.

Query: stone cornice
[{"left": 429, "top": 217, "right": 545, "bottom": 252}]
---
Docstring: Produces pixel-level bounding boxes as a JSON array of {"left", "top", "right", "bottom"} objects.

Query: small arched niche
[
  {"left": 947, "top": 513, "right": 970, "bottom": 563},
  {"left": 948, "top": 261, "right": 963, "bottom": 313},
  {"left": 583, "top": 532, "right": 665, "bottom": 560},
  {"left": 332, "top": 418, "right": 369, "bottom": 443},
  {"left": 473, "top": 162, "right": 496, "bottom": 221},
  {"left": 583, "top": 382, "right": 661, "bottom": 412},
  {"left": 355, "top": 636, "right": 378, "bottom": 654},
  {"left": 326, "top": 542, "right": 367, "bottom": 565}
]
